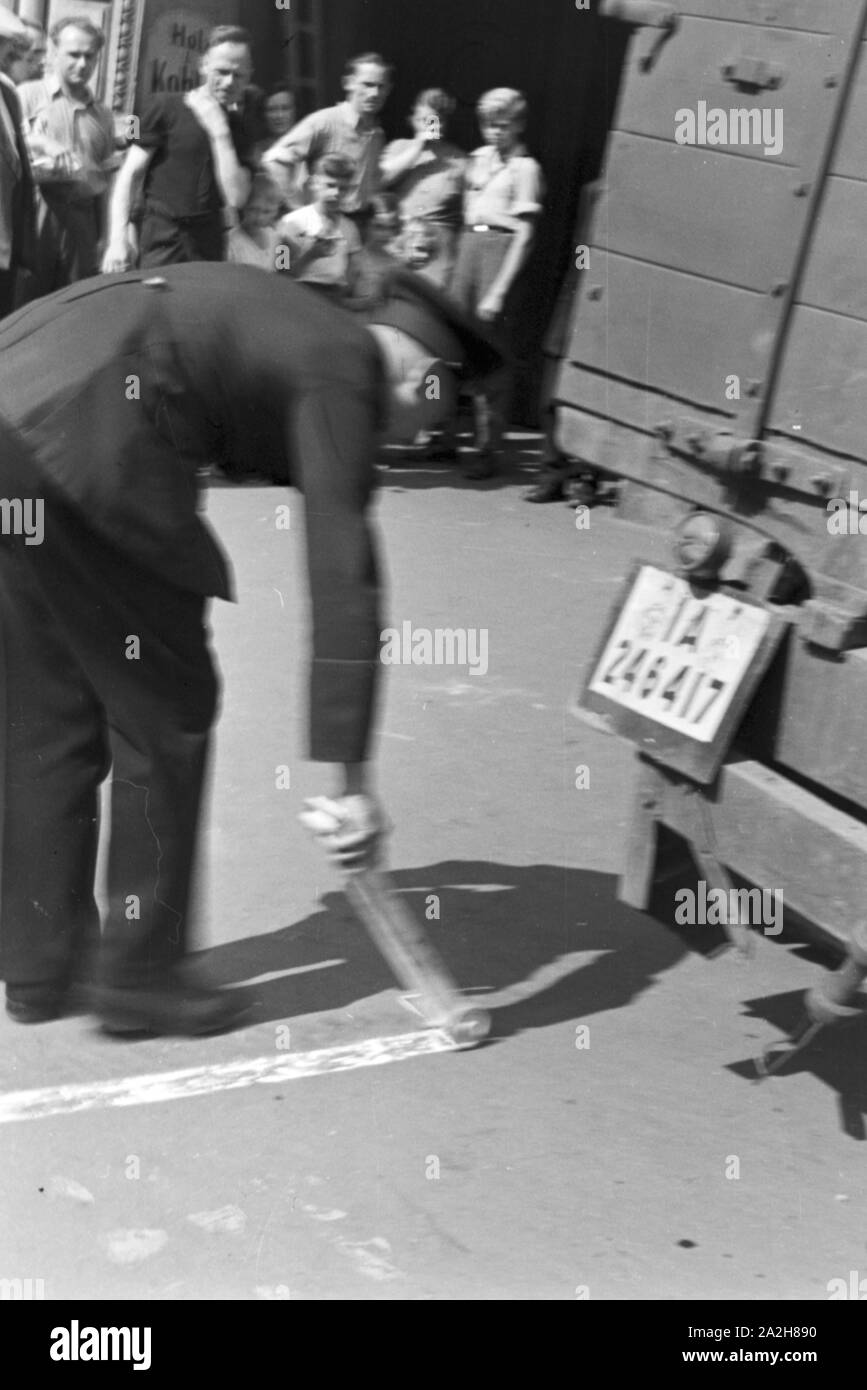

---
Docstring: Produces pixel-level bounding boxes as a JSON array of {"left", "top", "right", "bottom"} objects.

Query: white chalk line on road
[{"left": 0, "top": 1029, "right": 458, "bottom": 1125}]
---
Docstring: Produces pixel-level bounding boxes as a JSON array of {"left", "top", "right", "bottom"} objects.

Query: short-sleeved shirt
[
  {"left": 226, "top": 225, "right": 284, "bottom": 271},
  {"left": 381, "top": 140, "right": 466, "bottom": 227},
  {"left": 263, "top": 101, "right": 384, "bottom": 214},
  {"left": 18, "top": 74, "right": 114, "bottom": 201},
  {"left": 136, "top": 93, "right": 258, "bottom": 220},
  {"left": 278, "top": 202, "right": 361, "bottom": 287},
  {"left": 463, "top": 143, "right": 544, "bottom": 226}
]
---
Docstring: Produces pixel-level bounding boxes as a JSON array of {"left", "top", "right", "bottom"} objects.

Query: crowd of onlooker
[{"left": 1, "top": 15, "right": 576, "bottom": 491}]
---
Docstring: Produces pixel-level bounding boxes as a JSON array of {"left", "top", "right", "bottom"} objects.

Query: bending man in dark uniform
[{"left": 0, "top": 263, "right": 501, "bottom": 1035}]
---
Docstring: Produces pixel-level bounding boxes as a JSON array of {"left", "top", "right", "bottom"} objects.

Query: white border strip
[{"left": 0, "top": 1030, "right": 457, "bottom": 1124}]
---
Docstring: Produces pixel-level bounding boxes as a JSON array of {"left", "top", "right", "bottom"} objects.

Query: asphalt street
[{"left": 1, "top": 446, "right": 865, "bottom": 1300}]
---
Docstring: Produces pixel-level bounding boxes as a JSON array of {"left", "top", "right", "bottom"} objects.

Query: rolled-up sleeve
[
  {"left": 511, "top": 156, "right": 545, "bottom": 218},
  {"left": 263, "top": 108, "right": 322, "bottom": 166}
]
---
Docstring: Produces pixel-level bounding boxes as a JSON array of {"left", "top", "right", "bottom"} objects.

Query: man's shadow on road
[
  {"left": 199, "top": 860, "right": 688, "bottom": 1037},
  {"left": 197, "top": 855, "right": 867, "bottom": 1141}
]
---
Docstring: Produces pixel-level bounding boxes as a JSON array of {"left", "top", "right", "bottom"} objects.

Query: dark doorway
[{"left": 320, "top": 0, "right": 629, "bottom": 424}]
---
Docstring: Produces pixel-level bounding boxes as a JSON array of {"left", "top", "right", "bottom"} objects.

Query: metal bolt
[
  {"left": 747, "top": 380, "right": 762, "bottom": 397},
  {"left": 811, "top": 474, "right": 832, "bottom": 495},
  {"left": 770, "top": 280, "right": 787, "bottom": 297},
  {"left": 824, "top": 74, "right": 839, "bottom": 88},
  {"left": 792, "top": 182, "right": 811, "bottom": 197},
  {"left": 771, "top": 462, "right": 790, "bottom": 483},
  {"left": 587, "top": 285, "right": 603, "bottom": 301},
  {"left": 654, "top": 420, "right": 674, "bottom": 441}
]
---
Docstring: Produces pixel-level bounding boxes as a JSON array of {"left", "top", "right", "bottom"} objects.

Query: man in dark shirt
[
  {"left": 102, "top": 25, "right": 256, "bottom": 269},
  {"left": 0, "top": 263, "right": 501, "bottom": 1036}
]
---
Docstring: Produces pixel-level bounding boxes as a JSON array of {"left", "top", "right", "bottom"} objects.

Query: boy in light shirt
[
  {"left": 226, "top": 170, "right": 285, "bottom": 270},
  {"left": 278, "top": 152, "right": 362, "bottom": 299},
  {"left": 451, "top": 88, "right": 544, "bottom": 478}
]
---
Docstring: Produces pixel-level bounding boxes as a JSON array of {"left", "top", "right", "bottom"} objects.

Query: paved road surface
[{"left": 1, "top": 453, "right": 865, "bottom": 1300}]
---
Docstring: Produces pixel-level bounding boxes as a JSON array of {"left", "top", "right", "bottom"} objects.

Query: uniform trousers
[{"left": 0, "top": 426, "right": 219, "bottom": 992}]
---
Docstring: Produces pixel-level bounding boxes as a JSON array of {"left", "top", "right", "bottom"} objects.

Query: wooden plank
[
  {"left": 599, "top": 132, "right": 803, "bottom": 292},
  {"left": 798, "top": 174, "right": 867, "bottom": 319},
  {"left": 621, "top": 761, "right": 663, "bottom": 910},
  {"left": 615, "top": 15, "right": 840, "bottom": 168},
  {"left": 829, "top": 43, "right": 867, "bottom": 180},
  {"left": 551, "top": 368, "right": 863, "bottom": 565},
  {"left": 742, "top": 641, "right": 867, "bottom": 813},
  {"left": 655, "top": 757, "right": 867, "bottom": 946},
  {"left": 767, "top": 303, "right": 867, "bottom": 459},
  {"left": 552, "top": 361, "right": 734, "bottom": 451},
  {"left": 671, "top": 2, "right": 858, "bottom": 34},
  {"left": 564, "top": 251, "right": 769, "bottom": 412}
]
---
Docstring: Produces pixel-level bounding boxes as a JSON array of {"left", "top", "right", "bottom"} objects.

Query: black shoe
[
  {"left": 91, "top": 976, "right": 252, "bottom": 1038},
  {"left": 523, "top": 476, "right": 564, "bottom": 503},
  {"left": 5, "top": 982, "right": 66, "bottom": 1024},
  {"left": 565, "top": 477, "right": 599, "bottom": 507},
  {"left": 462, "top": 450, "right": 499, "bottom": 481},
  {"left": 422, "top": 441, "right": 459, "bottom": 463}
]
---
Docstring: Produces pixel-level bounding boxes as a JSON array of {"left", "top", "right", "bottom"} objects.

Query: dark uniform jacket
[{"left": 0, "top": 262, "right": 386, "bottom": 763}]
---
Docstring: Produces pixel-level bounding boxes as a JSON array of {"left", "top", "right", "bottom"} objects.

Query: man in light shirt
[
  {"left": 17, "top": 15, "right": 114, "bottom": 294},
  {"left": 262, "top": 52, "right": 392, "bottom": 238}
]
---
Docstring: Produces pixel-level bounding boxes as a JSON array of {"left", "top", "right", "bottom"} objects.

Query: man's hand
[
  {"left": 299, "top": 794, "right": 388, "bottom": 871},
  {"left": 101, "top": 238, "right": 132, "bottom": 273},
  {"left": 477, "top": 288, "right": 505, "bottom": 322},
  {"left": 305, "top": 232, "right": 338, "bottom": 260},
  {"left": 184, "top": 86, "right": 231, "bottom": 141}
]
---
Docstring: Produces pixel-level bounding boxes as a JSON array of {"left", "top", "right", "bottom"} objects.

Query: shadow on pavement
[
  {"left": 198, "top": 860, "right": 689, "bottom": 1039},
  {"left": 728, "top": 992, "right": 867, "bottom": 1143},
  {"left": 194, "top": 854, "right": 867, "bottom": 1142}
]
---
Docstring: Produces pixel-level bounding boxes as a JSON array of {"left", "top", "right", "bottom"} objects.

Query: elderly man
[
  {"left": 17, "top": 15, "right": 114, "bottom": 294},
  {"left": 0, "top": 263, "right": 501, "bottom": 1035},
  {"left": 0, "top": 7, "right": 34, "bottom": 318},
  {"left": 262, "top": 52, "right": 391, "bottom": 237},
  {"left": 102, "top": 25, "right": 256, "bottom": 270}
]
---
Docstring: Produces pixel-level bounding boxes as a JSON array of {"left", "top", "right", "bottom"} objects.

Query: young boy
[
  {"left": 277, "top": 153, "right": 362, "bottom": 300},
  {"left": 450, "top": 89, "right": 544, "bottom": 478},
  {"left": 226, "top": 170, "right": 284, "bottom": 270}
]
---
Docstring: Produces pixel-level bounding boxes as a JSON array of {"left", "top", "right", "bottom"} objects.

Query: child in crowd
[
  {"left": 277, "top": 153, "right": 362, "bottom": 300},
  {"left": 226, "top": 171, "right": 284, "bottom": 271},
  {"left": 450, "top": 88, "right": 544, "bottom": 478},
  {"left": 391, "top": 217, "right": 440, "bottom": 279}
]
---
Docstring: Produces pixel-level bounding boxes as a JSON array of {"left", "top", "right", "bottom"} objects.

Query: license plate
[{"left": 587, "top": 566, "right": 772, "bottom": 743}]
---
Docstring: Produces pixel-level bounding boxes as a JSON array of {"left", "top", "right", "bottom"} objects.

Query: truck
[{"left": 548, "top": 0, "right": 867, "bottom": 1070}]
